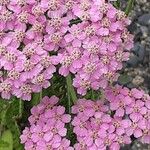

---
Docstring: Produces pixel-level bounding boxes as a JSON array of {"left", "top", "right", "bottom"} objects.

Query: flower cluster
[
  {"left": 58, "top": 1, "right": 134, "bottom": 95},
  {"left": 0, "top": 0, "right": 134, "bottom": 99},
  {"left": 0, "top": 0, "right": 77, "bottom": 100},
  {"left": 104, "top": 85, "right": 150, "bottom": 144},
  {"left": 0, "top": 0, "right": 72, "bottom": 100},
  {"left": 71, "top": 99, "right": 131, "bottom": 150},
  {"left": 20, "top": 96, "right": 73, "bottom": 150},
  {"left": 71, "top": 91, "right": 150, "bottom": 150}
]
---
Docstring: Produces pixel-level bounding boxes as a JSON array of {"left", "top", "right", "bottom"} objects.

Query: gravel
[{"left": 120, "top": 0, "right": 150, "bottom": 149}]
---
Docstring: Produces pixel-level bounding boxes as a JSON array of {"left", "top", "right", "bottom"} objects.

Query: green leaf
[
  {"left": 84, "top": 90, "right": 102, "bottom": 100},
  {"left": 0, "top": 99, "right": 9, "bottom": 114},
  {"left": 5, "top": 98, "right": 24, "bottom": 150},
  {"left": 0, "top": 140, "right": 9, "bottom": 148},
  {"left": 66, "top": 74, "right": 77, "bottom": 104},
  {"left": 7, "top": 121, "right": 23, "bottom": 150},
  {"left": 114, "top": 0, "right": 121, "bottom": 8},
  {"left": 0, "top": 130, "right": 13, "bottom": 150},
  {"left": 31, "top": 92, "right": 42, "bottom": 106},
  {"left": 125, "top": 0, "right": 135, "bottom": 15},
  {"left": 0, "top": 100, "right": 11, "bottom": 136}
]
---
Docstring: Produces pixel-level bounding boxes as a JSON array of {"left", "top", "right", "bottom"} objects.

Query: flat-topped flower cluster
[
  {"left": 21, "top": 86, "right": 150, "bottom": 150},
  {"left": 0, "top": 0, "right": 133, "bottom": 100},
  {"left": 72, "top": 86, "right": 150, "bottom": 150},
  {"left": 59, "top": 1, "right": 133, "bottom": 95},
  {"left": 20, "top": 96, "right": 73, "bottom": 150}
]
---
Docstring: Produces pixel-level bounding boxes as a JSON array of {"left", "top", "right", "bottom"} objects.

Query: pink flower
[
  {"left": 78, "top": 55, "right": 103, "bottom": 80},
  {"left": 22, "top": 42, "right": 47, "bottom": 62},
  {"left": 21, "top": 96, "right": 72, "bottom": 150},
  {"left": 7, "top": 69, "right": 22, "bottom": 88},
  {"left": 126, "top": 100, "right": 147, "bottom": 122},
  {"left": 0, "top": 6, "right": 14, "bottom": 31},
  {"left": 58, "top": 52, "right": 79, "bottom": 77},
  {"left": 125, "top": 118, "right": 145, "bottom": 138},
  {"left": 140, "top": 125, "right": 150, "bottom": 144},
  {"left": 31, "top": 73, "right": 51, "bottom": 93},
  {"left": 103, "top": 85, "right": 150, "bottom": 142},
  {"left": 0, "top": 0, "right": 134, "bottom": 99},
  {"left": 109, "top": 94, "right": 132, "bottom": 117},
  {"left": 72, "top": 115, "right": 89, "bottom": 137},
  {"left": 64, "top": 23, "right": 86, "bottom": 43},
  {"left": 55, "top": 138, "right": 74, "bottom": 150},
  {"left": 73, "top": 74, "right": 101, "bottom": 95},
  {"left": 45, "top": 11, "right": 70, "bottom": 33},
  {"left": 20, "top": 127, "right": 31, "bottom": 144},
  {"left": 0, "top": 79, "right": 12, "bottom": 99},
  {"left": 20, "top": 59, "right": 43, "bottom": 82},
  {"left": 44, "top": 105, "right": 71, "bottom": 124},
  {"left": 131, "top": 88, "right": 144, "bottom": 99},
  {"left": 1, "top": 48, "right": 25, "bottom": 71},
  {"left": 13, "top": 83, "right": 33, "bottom": 100},
  {"left": 110, "top": 117, "right": 132, "bottom": 135}
]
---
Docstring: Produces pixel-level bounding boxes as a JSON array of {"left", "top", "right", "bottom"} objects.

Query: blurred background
[{"left": 119, "top": 0, "right": 150, "bottom": 149}]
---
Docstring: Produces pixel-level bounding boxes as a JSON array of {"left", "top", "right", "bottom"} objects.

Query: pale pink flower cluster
[
  {"left": 0, "top": 0, "right": 134, "bottom": 99},
  {"left": 0, "top": 0, "right": 76, "bottom": 100},
  {"left": 71, "top": 99, "right": 131, "bottom": 150},
  {"left": 20, "top": 96, "right": 73, "bottom": 150},
  {"left": 71, "top": 91, "right": 150, "bottom": 150},
  {"left": 105, "top": 85, "right": 150, "bottom": 144},
  {"left": 58, "top": 1, "right": 134, "bottom": 95},
  {"left": 0, "top": 0, "right": 72, "bottom": 100}
]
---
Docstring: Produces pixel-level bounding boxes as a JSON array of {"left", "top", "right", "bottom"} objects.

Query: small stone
[
  {"left": 140, "top": 26, "right": 148, "bottom": 37},
  {"left": 138, "top": 13, "right": 150, "bottom": 26},
  {"left": 127, "top": 54, "right": 139, "bottom": 67},
  {"left": 132, "top": 75, "right": 144, "bottom": 86}
]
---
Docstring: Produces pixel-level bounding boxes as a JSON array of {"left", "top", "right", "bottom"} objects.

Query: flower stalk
[
  {"left": 114, "top": 0, "right": 121, "bottom": 8},
  {"left": 66, "top": 74, "right": 77, "bottom": 104},
  {"left": 125, "top": 0, "right": 135, "bottom": 15}
]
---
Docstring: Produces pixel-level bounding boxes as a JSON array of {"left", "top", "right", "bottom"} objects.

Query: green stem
[
  {"left": 66, "top": 74, "right": 77, "bottom": 104},
  {"left": 91, "top": 90, "right": 94, "bottom": 100},
  {"left": 40, "top": 91, "right": 42, "bottom": 100},
  {"left": 114, "top": 1, "right": 121, "bottom": 8},
  {"left": 66, "top": 75, "right": 76, "bottom": 141},
  {"left": 31, "top": 92, "right": 42, "bottom": 106},
  {"left": 67, "top": 82, "right": 71, "bottom": 114},
  {"left": 18, "top": 99, "right": 23, "bottom": 118},
  {"left": 125, "top": 0, "right": 135, "bottom": 16},
  {"left": 1, "top": 104, "right": 10, "bottom": 126}
]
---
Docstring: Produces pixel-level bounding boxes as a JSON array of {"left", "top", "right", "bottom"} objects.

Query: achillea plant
[
  {"left": 20, "top": 96, "right": 73, "bottom": 150},
  {"left": 0, "top": 0, "right": 133, "bottom": 100},
  {"left": 0, "top": 0, "right": 149, "bottom": 150}
]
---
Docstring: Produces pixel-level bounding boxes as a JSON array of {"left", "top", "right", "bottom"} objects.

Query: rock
[
  {"left": 140, "top": 26, "right": 149, "bottom": 37},
  {"left": 127, "top": 54, "right": 140, "bottom": 67},
  {"left": 138, "top": 13, "right": 150, "bottom": 26},
  {"left": 131, "top": 43, "right": 145, "bottom": 62},
  {"left": 132, "top": 75, "right": 144, "bottom": 86}
]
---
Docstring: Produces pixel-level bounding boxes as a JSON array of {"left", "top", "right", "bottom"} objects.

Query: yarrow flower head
[
  {"left": 57, "top": 0, "right": 134, "bottom": 95},
  {"left": 71, "top": 99, "right": 132, "bottom": 150},
  {"left": 71, "top": 91, "right": 150, "bottom": 149},
  {"left": 1, "top": 0, "right": 150, "bottom": 149},
  {"left": 104, "top": 85, "right": 150, "bottom": 144},
  {"left": 20, "top": 88, "right": 150, "bottom": 150},
  {"left": 0, "top": 0, "right": 133, "bottom": 99},
  {"left": 0, "top": 0, "right": 74, "bottom": 100},
  {"left": 20, "top": 96, "right": 73, "bottom": 150}
]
